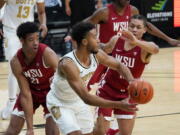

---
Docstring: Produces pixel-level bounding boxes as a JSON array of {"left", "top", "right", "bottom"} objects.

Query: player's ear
[
  {"left": 19, "top": 38, "right": 25, "bottom": 45},
  {"left": 143, "top": 26, "right": 147, "bottom": 34},
  {"left": 82, "top": 39, "right": 88, "bottom": 46}
]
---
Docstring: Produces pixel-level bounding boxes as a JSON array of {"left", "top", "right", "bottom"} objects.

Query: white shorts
[
  {"left": 3, "top": 26, "right": 21, "bottom": 60},
  {"left": 46, "top": 91, "right": 94, "bottom": 135}
]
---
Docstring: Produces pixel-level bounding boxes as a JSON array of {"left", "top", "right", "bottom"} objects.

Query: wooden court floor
[{"left": 0, "top": 47, "right": 180, "bottom": 135}]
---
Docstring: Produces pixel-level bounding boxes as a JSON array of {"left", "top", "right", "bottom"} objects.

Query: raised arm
[
  {"left": 96, "top": 49, "right": 134, "bottom": 82},
  {"left": 10, "top": 56, "right": 34, "bottom": 134},
  {"left": 100, "top": 34, "right": 120, "bottom": 53},
  {"left": 59, "top": 58, "right": 137, "bottom": 112},
  {"left": 121, "top": 30, "right": 159, "bottom": 63},
  {"left": 36, "top": 2, "right": 47, "bottom": 38}
]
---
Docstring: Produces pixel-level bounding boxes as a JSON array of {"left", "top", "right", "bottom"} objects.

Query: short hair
[
  {"left": 17, "top": 22, "right": 39, "bottom": 39},
  {"left": 71, "top": 22, "right": 95, "bottom": 46},
  {"left": 130, "top": 15, "right": 148, "bottom": 27}
]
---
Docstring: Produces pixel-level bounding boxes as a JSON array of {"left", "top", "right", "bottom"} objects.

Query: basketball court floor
[{"left": 0, "top": 47, "right": 180, "bottom": 135}]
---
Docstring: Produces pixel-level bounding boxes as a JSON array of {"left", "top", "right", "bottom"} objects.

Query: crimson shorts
[
  {"left": 13, "top": 90, "right": 49, "bottom": 115},
  {"left": 97, "top": 84, "right": 135, "bottom": 119}
]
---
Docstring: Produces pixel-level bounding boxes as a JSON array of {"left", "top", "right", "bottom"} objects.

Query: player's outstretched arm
[
  {"left": 146, "top": 22, "right": 180, "bottom": 46},
  {"left": 96, "top": 49, "right": 134, "bottom": 82},
  {"left": 121, "top": 30, "right": 159, "bottom": 54},
  {"left": 58, "top": 58, "right": 137, "bottom": 112},
  {"left": 10, "top": 56, "right": 34, "bottom": 134},
  {"left": 100, "top": 34, "right": 120, "bottom": 53}
]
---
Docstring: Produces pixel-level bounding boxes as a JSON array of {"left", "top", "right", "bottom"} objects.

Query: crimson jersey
[
  {"left": 99, "top": 4, "right": 131, "bottom": 43},
  {"left": 17, "top": 43, "right": 54, "bottom": 92},
  {"left": 87, "top": 4, "right": 131, "bottom": 89},
  {"left": 99, "top": 38, "right": 147, "bottom": 98}
]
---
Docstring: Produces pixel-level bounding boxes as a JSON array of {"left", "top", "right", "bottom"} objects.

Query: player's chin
[{"left": 91, "top": 49, "right": 99, "bottom": 54}]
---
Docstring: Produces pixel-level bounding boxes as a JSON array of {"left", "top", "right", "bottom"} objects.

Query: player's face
[
  {"left": 21, "top": 32, "right": 39, "bottom": 53},
  {"left": 128, "top": 19, "right": 146, "bottom": 39},
  {"left": 116, "top": 0, "right": 130, "bottom": 7},
  {"left": 86, "top": 29, "right": 100, "bottom": 54}
]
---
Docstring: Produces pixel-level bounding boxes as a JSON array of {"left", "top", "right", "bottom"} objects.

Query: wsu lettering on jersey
[
  {"left": 113, "top": 22, "right": 128, "bottom": 32},
  {"left": 24, "top": 69, "right": 43, "bottom": 84},
  {"left": 115, "top": 54, "right": 135, "bottom": 68}
]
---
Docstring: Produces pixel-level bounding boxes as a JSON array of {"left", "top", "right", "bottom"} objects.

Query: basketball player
[
  {"left": 85, "top": 0, "right": 180, "bottom": 87},
  {"left": 0, "top": 0, "right": 48, "bottom": 120},
  {"left": 46, "top": 22, "right": 138, "bottom": 135},
  {"left": 94, "top": 15, "right": 159, "bottom": 135},
  {"left": 4, "top": 22, "right": 59, "bottom": 135}
]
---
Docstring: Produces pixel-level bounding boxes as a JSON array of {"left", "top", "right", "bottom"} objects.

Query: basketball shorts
[
  {"left": 46, "top": 91, "right": 94, "bottom": 135},
  {"left": 3, "top": 26, "right": 21, "bottom": 60},
  {"left": 97, "top": 84, "right": 135, "bottom": 120},
  {"left": 12, "top": 90, "right": 50, "bottom": 119}
]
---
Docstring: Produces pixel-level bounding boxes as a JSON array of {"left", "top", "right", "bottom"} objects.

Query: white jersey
[
  {"left": 2, "top": 0, "right": 44, "bottom": 29},
  {"left": 51, "top": 51, "right": 98, "bottom": 102}
]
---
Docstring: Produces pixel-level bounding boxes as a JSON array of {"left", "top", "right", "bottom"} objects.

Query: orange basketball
[{"left": 128, "top": 80, "right": 154, "bottom": 104}]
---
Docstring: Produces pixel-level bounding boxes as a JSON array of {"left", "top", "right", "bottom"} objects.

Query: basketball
[{"left": 128, "top": 80, "right": 154, "bottom": 104}]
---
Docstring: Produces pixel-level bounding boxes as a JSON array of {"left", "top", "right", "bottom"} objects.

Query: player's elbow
[{"left": 152, "top": 45, "right": 159, "bottom": 54}]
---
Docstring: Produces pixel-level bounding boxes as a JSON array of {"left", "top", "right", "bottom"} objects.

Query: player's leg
[
  {"left": 76, "top": 103, "right": 94, "bottom": 135},
  {"left": 45, "top": 115, "right": 60, "bottom": 135},
  {"left": 43, "top": 101, "right": 60, "bottom": 135},
  {"left": 46, "top": 91, "right": 82, "bottom": 135},
  {"left": 4, "top": 115, "right": 25, "bottom": 135},
  {"left": 94, "top": 107, "right": 112, "bottom": 135},
  {"left": 115, "top": 109, "right": 136, "bottom": 135},
  {"left": 1, "top": 27, "right": 21, "bottom": 119}
]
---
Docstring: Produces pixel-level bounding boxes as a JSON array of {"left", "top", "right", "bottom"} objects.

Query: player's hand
[
  {"left": 121, "top": 30, "right": 137, "bottom": 45},
  {"left": 65, "top": 6, "right": 71, "bottom": 16},
  {"left": 39, "top": 24, "right": 48, "bottom": 39},
  {"left": 26, "top": 129, "right": 34, "bottom": 135},
  {"left": 118, "top": 99, "right": 138, "bottom": 112},
  {"left": 167, "top": 38, "right": 180, "bottom": 47}
]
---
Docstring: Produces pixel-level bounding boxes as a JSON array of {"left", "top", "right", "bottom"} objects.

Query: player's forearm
[
  {"left": 83, "top": 93, "right": 121, "bottom": 108},
  {"left": 117, "top": 62, "right": 134, "bottom": 82},
  {"left": 20, "top": 93, "right": 34, "bottom": 130},
  {"left": 147, "top": 22, "right": 171, "bottom": 42},
  {"left": 133, "top": 40, "right": 159, "bottom": 54},
  {"left": 99, "top": 43, "right": 112, "bottom": 53},
  {"left": 65, "top": 0, "right": 70, "bottom": 9},
  {"left": 0, "top": 1, "right": 6, "bottom": 8},
  {"left": 38, "top": 12, "right": 46, "bottom": 26}
]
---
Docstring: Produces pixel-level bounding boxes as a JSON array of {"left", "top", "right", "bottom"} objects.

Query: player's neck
[
  {"left": 113, "top": 3, "right": 127, "bottom": 15},
  {"left": 75, "top": 49, "right": 91, "bottom": 67},
  {"left": 22, "top": 50, "right": 37, "bottom": 65}
]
